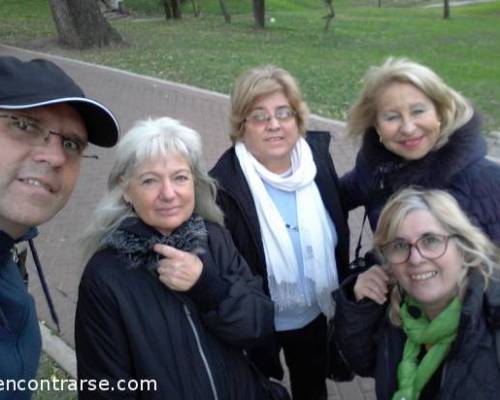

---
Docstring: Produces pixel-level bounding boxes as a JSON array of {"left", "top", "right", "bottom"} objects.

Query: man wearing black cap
[{"left": 0, "top": 56, "right": 119, "bottom": 398}]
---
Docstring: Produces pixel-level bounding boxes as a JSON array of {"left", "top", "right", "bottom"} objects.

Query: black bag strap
[
  {"left": 354, "top": 210, "right": 368, "bottom": 261},
  {"left": 28, "top": 239, "right": 60, "bottom": 333},
  {"left": 496, "top": 330, "right": 500, "bottom": 367}
]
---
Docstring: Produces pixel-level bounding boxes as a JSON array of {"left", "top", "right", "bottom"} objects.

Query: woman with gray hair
[
  {"left": 75, "top": 117, "right": 280, "bottom": 400},
  {"left": 333, "top": 187, "right": 500, "bottom": 400},
  {"left": 210, "top": 65, "right": 351, "bottom": 400},
  {"left": 341, "top": 57, "right": 500, "bottom": 242}
]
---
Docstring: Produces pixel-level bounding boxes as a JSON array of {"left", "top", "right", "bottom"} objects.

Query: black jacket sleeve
[
  {"left": 75, "top": 259, "right": 137, "bottom": 400},
  {"left": 332, "top": 274, "right": 386, "bottom": 377},
  {"left": 339, "top": 167, "right": 364, "bottom": 213},
  {"left": 188, "top": 224, "right": 274, "bottom": 348}
]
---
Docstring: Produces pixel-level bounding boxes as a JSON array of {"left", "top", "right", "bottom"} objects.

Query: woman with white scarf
[{"left": 210, "top": 65, "right": 352, "bottom": 400}]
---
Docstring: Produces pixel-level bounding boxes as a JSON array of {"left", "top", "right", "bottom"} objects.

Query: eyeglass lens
[{"left": 382, "top": 234, "right": 452, "bottom": 264}]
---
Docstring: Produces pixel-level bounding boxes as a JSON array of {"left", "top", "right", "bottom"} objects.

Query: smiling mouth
[
  {"left": 399, "top": 137, "right": 424, "bottom": 149},
  {"left": 156, "top": 207, "right": 180, "bottom": 215},
  {"left": 265, "top": 136, "right": 284, "bottom": 142},
  {"left": 18, "top": 178, "right": 54, "bottom": 193},
  {"left": 410, "top": 271, "right": 437, "bottom": 281}
]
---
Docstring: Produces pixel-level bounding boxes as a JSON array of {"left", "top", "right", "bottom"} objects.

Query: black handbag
[
  {"left": 326, "top": 320, "right": 354, "bottom": 382},
  {"left": 246, "top": 354, "right": 291, "bottom": 400},
  {"left": 326, "top": 211, "right": 370, "bottom": 382}
]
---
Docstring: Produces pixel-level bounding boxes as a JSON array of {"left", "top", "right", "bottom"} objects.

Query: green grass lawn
[{"left": 1, "top": 0, "right": 498, "bottom": 132}]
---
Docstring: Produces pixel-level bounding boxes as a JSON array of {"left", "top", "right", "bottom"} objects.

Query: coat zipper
[{"left": 183, "top": 304, "right": 219, "bottom": 400}]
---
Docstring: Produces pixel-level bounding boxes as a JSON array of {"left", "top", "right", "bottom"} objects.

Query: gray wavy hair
[{"left": 81, "top": 117, "right": 224, "bottom": 260}]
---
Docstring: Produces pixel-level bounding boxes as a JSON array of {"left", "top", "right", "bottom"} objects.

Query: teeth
[
  {"left": 25, "top": 178, "right": 42, "bottom": 187},
  {"left": 21, "top": 178, "right": 50, "bottom": 192},
  {"left": 411, "top": 271, "right": 437, "bottom": 281}
]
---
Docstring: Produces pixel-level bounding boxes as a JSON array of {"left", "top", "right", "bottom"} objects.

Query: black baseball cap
[{"left": 0, "top": 56, "right": 119, "bottom": 147}]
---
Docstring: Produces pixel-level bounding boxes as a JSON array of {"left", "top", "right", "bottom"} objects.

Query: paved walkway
[{"left": 0, "top": 44, "right": 381, "bottom": 400}]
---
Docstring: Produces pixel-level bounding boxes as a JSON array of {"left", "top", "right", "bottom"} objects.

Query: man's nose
[{"left": 32, "top": 134, "right": 67, "bottom": 167}]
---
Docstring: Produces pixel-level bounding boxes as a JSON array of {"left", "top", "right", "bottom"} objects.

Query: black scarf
[{"left": 101, "top": 214, "right": 207, "bottom": 272}]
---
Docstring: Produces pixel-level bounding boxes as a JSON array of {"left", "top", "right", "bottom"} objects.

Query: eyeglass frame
[
  {"left": 242, "top": 106, "right": 297, "bottom": 125},
  {"left": 379, "top": 233, "right": 459, "bottom": 265},
  {"left": 0, "top": 113, "right": 98, "bottom": 160}
]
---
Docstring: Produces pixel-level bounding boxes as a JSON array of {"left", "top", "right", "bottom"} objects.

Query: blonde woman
[
  {"left": 340, "top": 57, "right": 500, "bottom": 242},
  {"left": 333, "top": 188, "right": 500, "bottom": 400}
]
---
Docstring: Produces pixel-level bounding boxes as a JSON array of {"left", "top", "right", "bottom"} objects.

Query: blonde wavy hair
[
  {"left": 346, "top": 57, "right": 473, "bottom": 149},
  {"left": 373, "top": 187, "right": 499, "bottom": 325}
]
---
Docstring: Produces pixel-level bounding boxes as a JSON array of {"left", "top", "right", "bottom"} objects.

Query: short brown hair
[{"left": 229, "top": 65, "right": 309, "bottom": 142}]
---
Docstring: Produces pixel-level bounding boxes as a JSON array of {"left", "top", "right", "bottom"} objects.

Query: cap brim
[{"left": 0, "top": 97, "right": 119, "bottom": 147}]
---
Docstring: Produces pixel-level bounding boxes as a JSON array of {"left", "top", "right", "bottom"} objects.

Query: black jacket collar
[{"left": 358, "top": 113, "right": 486, "bottom": 191}]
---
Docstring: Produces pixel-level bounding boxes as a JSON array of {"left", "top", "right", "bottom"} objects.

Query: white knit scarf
[{"left": 235, "top": 138, "right": 338, "bottom": 319}]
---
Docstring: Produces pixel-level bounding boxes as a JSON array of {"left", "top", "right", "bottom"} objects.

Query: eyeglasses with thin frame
[
  {"left": 379, "top": 233, "right": 459, "bottom": 265},
  {"left": 243, "top": 106, "right": 296, "bottom": 125},
  {"left": 0, "top": 113, "right": 98, "bottom": 160}
]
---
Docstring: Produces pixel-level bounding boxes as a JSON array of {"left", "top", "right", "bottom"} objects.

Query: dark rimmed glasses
[
  {"left": 243, "top": 106, "right": 296, "bottom": 125},
  {"left": 379, "top": 233, "right": 459, "bottom": 265},
  {"left": 0, "top": 113, "right": 98, "bottom": 160}
]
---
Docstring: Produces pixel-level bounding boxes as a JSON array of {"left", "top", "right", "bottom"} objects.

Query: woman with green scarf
[{"left": 332, "top": 187, "right": 500, "bottom": 400}]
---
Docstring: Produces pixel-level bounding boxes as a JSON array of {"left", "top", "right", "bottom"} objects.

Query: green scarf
[{"left": 392, "top": 296, "right": 462, "bottom": 400}]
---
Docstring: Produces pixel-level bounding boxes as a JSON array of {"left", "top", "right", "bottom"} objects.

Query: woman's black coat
[
  {"left": 340, "top": 113, "right": 500, "bottom": 243},
  {"left": 333, "top": 269, "right": 500, "bottom": 400},
  {"left": 209, "top": 131, "right": 351, "bottom": 379},
  {"left": 75, "top": 218, "right": 275, "bottom": 400}
]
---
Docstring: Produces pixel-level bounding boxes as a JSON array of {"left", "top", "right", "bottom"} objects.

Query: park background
[{"left": 1, "top": 0, "right": 499, "bottom": 399}]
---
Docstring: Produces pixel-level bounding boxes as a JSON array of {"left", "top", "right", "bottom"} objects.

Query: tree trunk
[
  {"left": 324, "top": 0, "right": 335, "bottom": 32},
  {"left": 49, "top": 0, "right": 122, "bottom": 49},
  {"left": 191, "top": 0, "right": 200, "bottom": 17},
  {"left": 252, "top": 0, "right": 265, "bottom": 29},
  {"left": 443, "top": 0, "right": 450, "bottom": 19},
  {"left": 172, "top": 0, "right": 182, "bottom": 19},
  {"left": 162, "top": 0, "right": 182, "bottom": 20},
  {"left": 219, "top": 0, "right": 231, "bottom": 23},
  {"left": 163, "top": 0, "right": 173, "bottom": 19}
]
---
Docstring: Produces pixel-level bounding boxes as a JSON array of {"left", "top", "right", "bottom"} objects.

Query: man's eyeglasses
[
  {"left": 243, "top": 106, "right": 296, "bottom": 125},
  {"left": 379, "top": 233, "right": 459, "bottom": 265},
  {"left": 0, "top": 114, "right": 97, "bottom": 160}
]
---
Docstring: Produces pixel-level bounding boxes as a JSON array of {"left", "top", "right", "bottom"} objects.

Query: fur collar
[
  {"left": 101, "top": 215, "right": 207, "bottom": 271},
  {"left": 358, "top": 113, "right": 487, "bottom": 192}
]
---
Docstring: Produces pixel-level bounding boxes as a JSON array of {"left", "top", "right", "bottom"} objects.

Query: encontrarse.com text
[{"left": 0, "top": 377, "right": 157, "bottom": 392}]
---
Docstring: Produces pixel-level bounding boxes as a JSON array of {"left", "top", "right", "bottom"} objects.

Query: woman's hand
[
  {"left": 154, "top": 244, "right": 203, "bottom": 291},
  {"left": 353, "top": 265, "right": 391, "bottom": 305}
]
